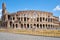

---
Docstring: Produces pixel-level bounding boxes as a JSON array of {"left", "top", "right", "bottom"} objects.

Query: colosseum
[{"left": 1, "top": 3, "right": 60, "bottom": 29}]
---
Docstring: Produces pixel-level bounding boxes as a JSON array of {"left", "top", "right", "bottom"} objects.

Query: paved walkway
[{"left": 0, "top": 32, "right": 60, "bottom": 40}]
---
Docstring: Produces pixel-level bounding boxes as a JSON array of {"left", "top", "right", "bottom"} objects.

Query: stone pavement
[{"left": 0, "top": 32, "right": 60, "bottom": 40}]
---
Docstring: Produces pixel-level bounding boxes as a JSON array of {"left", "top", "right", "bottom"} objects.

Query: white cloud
[
  {"left": 53, "top": 5, "right": 60, "bottom": 11},
  {"left": 59, "top": 16, "right": 60, "bottom": 21},
  {"left": 0, "top": 9, "right": 2, "bottom": 13},
  {"left": 0, "top": 14, "right": 1, "bottom": 18},
  {"left": 0, "top": 9, "right": 2, "bottom": 18}
]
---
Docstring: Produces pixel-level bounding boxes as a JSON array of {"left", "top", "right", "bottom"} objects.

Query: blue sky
[{"left": 0, "top": 0, "right": 60, "bottom": 17}]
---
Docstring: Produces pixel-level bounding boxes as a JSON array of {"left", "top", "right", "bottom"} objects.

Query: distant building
[{"left": 1, "top": 3, "right": 60, "bottom": 29}]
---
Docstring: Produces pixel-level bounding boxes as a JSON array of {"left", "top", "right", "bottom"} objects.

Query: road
[{"left": 0, "top": 32, "right": 60, "bottom": 40}]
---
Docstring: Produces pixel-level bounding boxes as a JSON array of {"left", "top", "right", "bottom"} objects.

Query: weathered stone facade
[{"left": 1, "top": 3, "right": 60, "bottom": 29}]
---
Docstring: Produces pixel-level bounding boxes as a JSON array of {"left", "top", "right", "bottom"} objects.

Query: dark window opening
[
  {"left": 46, "top": 24, "right": 47, "bottom": 28},
  {"left": 48, "top": 18, "right": 50, "bottom": 22},
  {"left": 37, "top": 18, "right": 39, "bottom": 22},
  {"left": 24, "top": 17, "right": 26, "bottom": 21},
  {"left": 46, "top": 18, "right": 47, "bottom": 21},
  {"left": 48, "top": 25, "right": 50, "bottom": 28},
  {"left": 31, "top": 26, "right": 32, "bottom": 28},
  {"left": 27, "top": 18, "right": 29, "bottom": 21},
  {"left": 10, "top": 21, "right": 12, "bottom": 27},
  {"left": 51, "top": 25, "right": 52, "bottom": 28},
  {"left": 27, "top": 24, "right": 29, "bottom": 28},
  {"left": 16, "top": 15, "right": 18, "bottom": 16},
  {"left": 8, "top": 15, "right": 11, "bottom": 20},
  {"left": 17, "top": 17, "right": 20, "bottom": 21},
  {"left": 13, "top": 17, "right": 15, "bottom": 20},
  {"left": 24, "top": 24, "right": 26, "bottom": 28},
  {"left": 48, "top": 16, "right": 50, "bottom": 17},
  {"left": 16, "top": 24, "right": 18, "bottom": 28},
  {"left": 40, "top": 17, "right": 42, "bottom": 22},
  {"left": 19, "top": 21, "right": 21, "bottom": 24},
  {"left": 37, "top": 24, "right": 39, "bottom": 28},
  {"left": 40, "top": 24, "right": 42, "bottom": 28},
  {"left": 21, "top": 24, "right": 23, "bottom": 28},
  {"left": 34, "top": 24, "right": 36, "bottom": 26},
  {"left": 43, "top": 17, "right": 45, "bottom": 21}
]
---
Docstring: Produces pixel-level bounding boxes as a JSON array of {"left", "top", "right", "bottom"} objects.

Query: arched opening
[
  {"left": 24, "top": 17, "right": 26, "bottom": 21},
  {"left": 24, "top": 24, "right": 26, "bottom": 28},
  {"left": 21, "top": 24, "right": 23, "bottom": 28},
  {"left": 40, "top": 24, "right": 42, "bottom": 28},
  {"left": 51, "top": 25, "right": 52, "bottom": 28},
  {"left": 40, "top": 17, "right": 42, "bottom": 22},
  {"left": 13, "top": 17, "right": 15, "bottom": 20},
  {"left": 30, "top": 24, "right": 32, "bottom": 28},
  {"left": 34, "top": 24, "right": 36, "bottom": 26},
  {"left": 37, "top": 18, "right": 39, "bottom": 22},
  {"left": 13, "top": 24, "right": 14, "bottom": 28},
  {"left": 10, "top": 21, "right": 12, "bottom": 27},
  {"left": 37, "top": 24, "right": 39, "bottom": 28},
  {"left": 27, "top": 24, "right": 29, "bottom": 28},
  {"left": 16, "top": 24, "right": 18, "bottom": 28},
  {"left": 48, "top": 24, "right": 50, "bottom": 29},
  {"left": 43, "top": 17, "right": 45, "bottom": 21},
  {"left": 8, "top": 15, "right": 11, "bottom": 20}
]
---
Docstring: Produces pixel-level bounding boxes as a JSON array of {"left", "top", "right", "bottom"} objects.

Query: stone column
[
  {"left": 39, "top": 24, "right": 40, "bottom": 29},
  {"left": 47, "top": 17, "right": 48, "bottom": 22},
  {"left": 26, "top": 24, "right": 27, "bottom": 29},
  {"left": 14, "top": 24, "right": 16, "bottom": 29},
  {"left": 5, "top": 15, "right": 8, "bottom": 21},
  {"left": 41, "top": 24, "right": 43, "bottom": 29},
  {"left": 29, "top": 24, "right": 31, "bottom": 29},
  {"left": 18, "top": 23, "right": 20, "bottom": 29},
  {"left": 7, "top": 21, "right": 10, "bottom": 28},
  {"left": 23, "top": 23, "right": 24, "bottom": 29},
  {"left": 14, "top": 15, "right": 17, "bottom": 21},
  {"left": 45, "top": 24, "right": 46, "bottom": 29}
]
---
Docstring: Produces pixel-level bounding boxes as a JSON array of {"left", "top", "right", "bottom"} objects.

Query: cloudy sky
[{"left": 0, "top": 0, "right": 60, "bottom": 18}]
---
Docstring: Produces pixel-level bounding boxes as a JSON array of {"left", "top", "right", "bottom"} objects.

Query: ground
[{"left": 0, "top": 32, "right": 60, "bottom": 40}]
